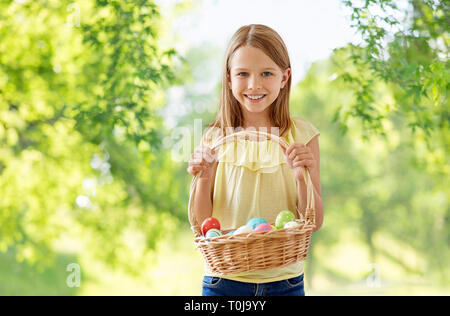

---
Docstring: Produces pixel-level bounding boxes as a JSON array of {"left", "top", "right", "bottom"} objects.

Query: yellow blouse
[{"left": 200, "top": 116, "right": 320, "bottom": 283}]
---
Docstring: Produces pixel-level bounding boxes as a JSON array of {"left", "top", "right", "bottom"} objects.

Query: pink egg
[{"left": 254, "top": 223, "right": 273, "bottom": 232}]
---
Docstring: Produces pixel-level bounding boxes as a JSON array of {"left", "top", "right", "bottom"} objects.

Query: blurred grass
[
  {"left": 76, "top": 229, "right": 205, "bottom": 296},
  {"left": 0, "top": 249, "right": 79, "bottom": 296},
  {"left": 1, "top": 228, "right": 448, "bottom": 295}
]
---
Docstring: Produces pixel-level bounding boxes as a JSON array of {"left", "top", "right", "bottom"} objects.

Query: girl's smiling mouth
[{"left": 244, "top": 94, "right": 267, "bottom": 103}]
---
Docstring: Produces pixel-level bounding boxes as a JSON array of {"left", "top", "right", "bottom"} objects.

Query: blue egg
[
  {"left": 246, "top": 217, "right": 267, "bottom": 230},
  {"left": 205, "top": 228, "right": 222, "bottom": 238}
]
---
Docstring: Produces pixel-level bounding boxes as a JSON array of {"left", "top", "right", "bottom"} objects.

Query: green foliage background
[{"left": 0, "top": 0, "right": 448, "bottom": 295}]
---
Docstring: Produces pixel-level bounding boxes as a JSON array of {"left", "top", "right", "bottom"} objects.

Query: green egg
[{"left": 275, "top": 210, "right": 296, "bottom": 229}]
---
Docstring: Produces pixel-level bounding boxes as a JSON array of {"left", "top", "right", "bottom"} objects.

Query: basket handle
[{"left": 188, "top": 129, "right": 316, "bottom": 236}]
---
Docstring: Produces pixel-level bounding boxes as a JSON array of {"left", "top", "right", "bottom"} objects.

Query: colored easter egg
[
  {"left": 254, "top": 223, "right": 273, "bottom": 232},
  {"left": 205, "top": 228, "right": 222, "bottom": 238},
  {"left": 226, "top": 230, "right": 236, "bottom": 235},
  {"left": 201, "top": 217, "right": 220, "bottom": 236},
  {"left": 233, "top": 225, "right": 253, "bottom": 235},
  {"left": 284, "top": 221, "right": 300, "bottom": 229},
  {"left": 246, "top": 217, "right": 267, "bottom": 230},
  {"left": 275, "top": 210, "right": 296, "bottom": 229}
]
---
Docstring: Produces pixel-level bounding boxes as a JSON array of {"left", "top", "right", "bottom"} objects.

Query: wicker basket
[{"left": 188, "top": 130, "right": 316, "bottom": 275}]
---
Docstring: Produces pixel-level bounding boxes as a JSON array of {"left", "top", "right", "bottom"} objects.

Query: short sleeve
[
  {"left": 287, "top": 117, "right": 320, "bottom": 145},
  {"left": 201, "top": 125, "right": 223, "bottom": 148}
]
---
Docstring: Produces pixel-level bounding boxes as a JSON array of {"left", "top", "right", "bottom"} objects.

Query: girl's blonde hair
[{"left": 207, "top": 24, "right": 292, "bottom": 138}]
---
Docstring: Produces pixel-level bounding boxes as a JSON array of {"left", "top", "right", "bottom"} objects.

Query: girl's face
[{"left": 227, "top": 45, "right": 290, "bottom": 118}]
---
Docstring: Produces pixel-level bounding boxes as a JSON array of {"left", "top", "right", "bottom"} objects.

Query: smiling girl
[{"left": 187, "top": 24, "right": 324, "bottom": 296}]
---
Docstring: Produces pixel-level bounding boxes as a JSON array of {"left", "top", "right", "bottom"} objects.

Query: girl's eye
[{"left": 237, "top": 72, "right": 272, "bottom": 77}]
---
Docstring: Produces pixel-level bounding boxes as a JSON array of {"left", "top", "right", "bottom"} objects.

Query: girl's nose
[{"left": 248, "top": 74, "right": 262, "bottom": 89}]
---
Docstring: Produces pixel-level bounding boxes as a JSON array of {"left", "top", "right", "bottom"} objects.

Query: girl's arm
[
  {"left": 296, "top": 135, "right": 323, "bottom": 232},
  {"left": 193, "top": 162, "right": 218, "bottom": 227}
]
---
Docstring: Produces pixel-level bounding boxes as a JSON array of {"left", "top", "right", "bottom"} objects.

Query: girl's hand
[
  {"left": 187, "top": 145, "right": 218, "bottom": 179},
  {"left": 283, "top": 142, "right": 316, "bottom": 181}
]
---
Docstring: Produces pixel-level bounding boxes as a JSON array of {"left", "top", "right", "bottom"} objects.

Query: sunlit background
[{"left": 0, "top": 0, "right": 448, "bottom": 295}]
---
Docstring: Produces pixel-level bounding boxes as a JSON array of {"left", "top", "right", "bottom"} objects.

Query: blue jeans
[{"left": 202, "top": 274, "right": 305, "bottom": 296}]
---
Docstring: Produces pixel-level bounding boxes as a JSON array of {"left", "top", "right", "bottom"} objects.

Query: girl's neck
[
  {"left": 242, "top": 111, "right": 274, "bottom": 130},
  {"left": 243, "top": 121, "right": 275, "bottom": 131}
]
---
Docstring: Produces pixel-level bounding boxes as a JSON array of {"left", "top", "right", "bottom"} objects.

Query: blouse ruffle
[
  {"left": 203, "top": 117, "right": 320, "bottom": 174},
  {"left": 215, "top": 139, "right": 286, "bottom": 173}
]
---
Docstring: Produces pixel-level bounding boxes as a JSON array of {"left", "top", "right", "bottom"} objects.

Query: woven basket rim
[{"left": 194, "top": 217, "right": 316, "bottom": 245}]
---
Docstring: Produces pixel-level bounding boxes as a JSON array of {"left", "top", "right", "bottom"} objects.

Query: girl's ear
[{"left": 281, "top": 67, "right": 291, "bottom": 88}]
